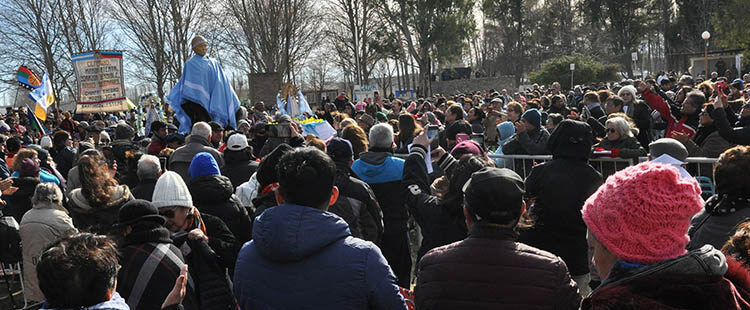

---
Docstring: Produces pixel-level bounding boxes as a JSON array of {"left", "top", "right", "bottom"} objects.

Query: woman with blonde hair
[
  {"left": 11, "top": 148, "right": 60, "bottom": 185},
  {"left": 341, "top": 124, "right": 369, "bottom": 159},
  {"left": 592, "top": 116, "right": 646, "bottom": 159}
]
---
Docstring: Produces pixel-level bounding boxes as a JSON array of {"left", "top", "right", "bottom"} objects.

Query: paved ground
[{"left": 0, "top": 268, "right": 41, "bottom": 310}]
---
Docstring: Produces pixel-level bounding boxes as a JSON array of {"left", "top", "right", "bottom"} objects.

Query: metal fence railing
[{"left": 394, "top": 153, "right": 719, "bottom": 180}]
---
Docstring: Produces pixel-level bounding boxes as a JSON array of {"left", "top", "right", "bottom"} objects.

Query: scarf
[
  {"left": 705, "top": 193, "right": 750, "bottom": 215},
  {"left": 692, "top": 124, "right": 717, "bottom": 146}
]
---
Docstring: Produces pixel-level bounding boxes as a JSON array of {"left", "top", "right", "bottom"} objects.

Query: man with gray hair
[
  {"left": 351, "top": 123, "right": 412, "bottom": 287},
  {"left": 168, "top": 121, "right": 224, "bottom": 182},
  {"left": 132, "top": 155, "right": 162, "bottom": 201}
]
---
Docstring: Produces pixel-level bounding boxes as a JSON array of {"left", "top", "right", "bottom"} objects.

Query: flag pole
[{"left": 12, "top": 86, "right": 19, "bottom": 108}]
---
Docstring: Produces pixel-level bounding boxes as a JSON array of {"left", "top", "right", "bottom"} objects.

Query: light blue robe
[{"left": 167, "top": 55, "right": 240, "bottom": 133}]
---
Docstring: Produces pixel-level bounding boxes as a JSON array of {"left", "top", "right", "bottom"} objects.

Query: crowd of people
[{"left": 0, "top": 70, "right": 749, "bottom": 309}]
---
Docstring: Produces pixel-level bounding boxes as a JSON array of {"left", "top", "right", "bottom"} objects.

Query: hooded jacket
[
  {"left": 19, "top": 200, "right": 77, "bottom": 302},
  {"left": 68, "top": 185, "right": 133, "bottom": 236},
  {"left": 233, "top": 204, "right": 406, "bottom": 309},
  {"left": 351, "top": 150, "right": 413, "bottom": 287},
  {"left": 519, "top": 120, "right": 603, "bottom": 276},
  {"left": 582, "top": 245, "right": 750, "bottom": 309},
  {"left": 329, "top": 161, "right": 384, "bottom": 243},
  {"left": 502, "top": 126, "right": 551, "bottom": 155},
  {"left": 221, "top": 149, "right": 259, "bottom": 190},
  {"left": 188, "top": 174, "right": 253, "bottom": 246},
  {"left": 351, "top": 151, "right": 407, "bottom": 226},
  {"left": 492, "top": 121, "right": 515, "bottom": 168}
]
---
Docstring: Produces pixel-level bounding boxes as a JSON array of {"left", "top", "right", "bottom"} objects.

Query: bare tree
[
  {"left": 111, "top": 0, "right": 205, "bottom": 101},
  {"left": 221, "top": 0, "right": 323, "bottom": 84},
  {"left": 0, "top": 0, "right": 64, "bottom": 99},
  {"left": 376, "top": 0, "right": 475, "bottom": 96},
  {"left": 56, "top": 0, "right": 115, "bottom": 101},
  {"left": 325, "top": 0, "right": 388, "bottom": 85}
]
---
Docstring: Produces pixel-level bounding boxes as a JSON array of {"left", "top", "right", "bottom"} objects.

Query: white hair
[
  {"left": 192, "top": 122, "right": 211, "bottom": 139},
  {"left": 368, "top": 123, "right": 394, "bottom": 149},
  {"left": 137, "top": 154, "right": 162, "bottom": 180},
  {"left": 32, "top": 182, "right": 63, "bottom": 206},
  {"left": 606, "top": 117, "right": 634, "bottom": 138}
]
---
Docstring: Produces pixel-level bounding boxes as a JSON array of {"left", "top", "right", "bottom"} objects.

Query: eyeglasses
[
  {"left": 700, "top": 111, "right": 710, "bottom": 116},
  {"left": 606, "top": 128, "right": 617, "bottom": 133}
]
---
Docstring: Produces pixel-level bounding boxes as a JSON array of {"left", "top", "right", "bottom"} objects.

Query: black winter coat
[
  {"left": 402, "top": 146, "right": 467, "bottom": 260},
  {"left": 173, "top": 213, "right": 237, "bottom": 310},
  {"left": 221, "top": 150, "right": 259, "bottom": 190},
  {"left": 416, "top": 224, "right": 581, "bottom": 309},
  {"left": 520, "top": 120, "right": 603, "bottom": 276},
  {"left": 519, "top": 158, "right": 602, "bottom": 276},
  {"left": 118, "top": 225, "right": 199, "bottom": 310},
  {"left": 6, "top": 177, "right": 41, "bottom": 223},
  {"left": 52, "top": 146, "right": 76, "bottom": 179},
  {"left": 713, "top": 107, "right": 750, "bottom": 145},
  {"left": 188, "top": 175, "right": 252, "bottom": 260},
  {"left": 131, "top": 179, "right": 157, "bottom": 201},
  {"left": 329, "top": 162, "right": 383, "bottom": 243}
]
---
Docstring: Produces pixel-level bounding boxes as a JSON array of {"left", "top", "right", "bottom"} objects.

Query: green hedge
[{"left": 529, "top": 54, "right": 621, "bottom": 86}]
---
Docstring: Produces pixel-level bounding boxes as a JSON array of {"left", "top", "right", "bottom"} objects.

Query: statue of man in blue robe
[{"left": 167, "top": 36, "right": 240, "bottom": 133}]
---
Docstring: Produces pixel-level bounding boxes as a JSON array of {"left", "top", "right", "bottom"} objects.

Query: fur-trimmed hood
[{"left": 69, "top": 185, "right": 131, "bottom": 213}]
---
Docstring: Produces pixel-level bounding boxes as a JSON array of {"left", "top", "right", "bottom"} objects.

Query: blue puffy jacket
[{"left": 233, "top": 203, "right": 406, "bottom": 310}]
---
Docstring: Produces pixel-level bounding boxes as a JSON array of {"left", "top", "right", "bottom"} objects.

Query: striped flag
[
  {"left": 17, "top": 65, "right": 41, "bottom": 90},
  {"left": 28, "top": 73, "right": 54, "bottom": 121}
]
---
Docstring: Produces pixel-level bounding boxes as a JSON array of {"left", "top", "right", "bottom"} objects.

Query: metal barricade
[
  {"left": 638, "top": 157, "right": 719, "bottom": 179},
  {"left": 397, "top": 153, "right": 718, "bottom": 180}
]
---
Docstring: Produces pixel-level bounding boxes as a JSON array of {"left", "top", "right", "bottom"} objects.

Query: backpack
[{"left": 0, "top": 212, "right": 22, "bottom": 264}]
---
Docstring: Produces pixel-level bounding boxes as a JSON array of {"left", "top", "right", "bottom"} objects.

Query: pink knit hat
[{"left": 582, "top": 162, "right": 703, "bottom": 265}]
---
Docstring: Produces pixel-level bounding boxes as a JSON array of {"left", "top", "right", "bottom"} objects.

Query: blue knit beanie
[
  {"left": 189, "top": 152, "right": 220, "bottom": 179},
  {"left": 521, "top": 108, "right": 542, "bottom": 128}
]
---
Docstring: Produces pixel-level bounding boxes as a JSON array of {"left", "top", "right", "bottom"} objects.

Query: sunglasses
[
  {"left": 606, "top": 128, "right": 617, "bottom": 133},
  {"left": 159, "top": 209, "right": 176, "bottom": 218},
  {"left": 700, "top": 111, "right": 710, "bottom": 116}
]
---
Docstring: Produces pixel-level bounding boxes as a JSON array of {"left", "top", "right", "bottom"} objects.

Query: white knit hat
[{"left": 152, "top": 171, "right": 193, "bottom": 209}]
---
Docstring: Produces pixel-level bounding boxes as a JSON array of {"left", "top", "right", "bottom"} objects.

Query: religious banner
[
  {"left": 353, "top": 84, "right": 378, "bottom": 101},
  {"left": 72, "top": 50, "right": 128, "bottom": 113}
]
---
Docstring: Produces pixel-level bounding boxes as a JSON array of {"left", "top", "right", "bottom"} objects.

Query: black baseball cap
[{"left": 463, "top": 167, "right": 525, "bottom": 224}]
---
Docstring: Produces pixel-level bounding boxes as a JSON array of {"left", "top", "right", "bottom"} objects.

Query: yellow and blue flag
[{"left": 28, "top": 73, "right": 54, "bottom": 121}]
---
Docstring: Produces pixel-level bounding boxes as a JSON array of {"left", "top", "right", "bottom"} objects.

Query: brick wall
[{"left": 249, "top": 73, "right": 280, "bottom": 106}]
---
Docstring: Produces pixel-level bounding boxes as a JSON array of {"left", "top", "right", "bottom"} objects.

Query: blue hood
[
  {"left": 252, "top": 204, "right": 350, "bottom": 262},
  {"left": 496, "top": 121, "right": 515, "bottom": 145},
  {"left": 351, "top": 152, "right": 404, "bottom": 184}
]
